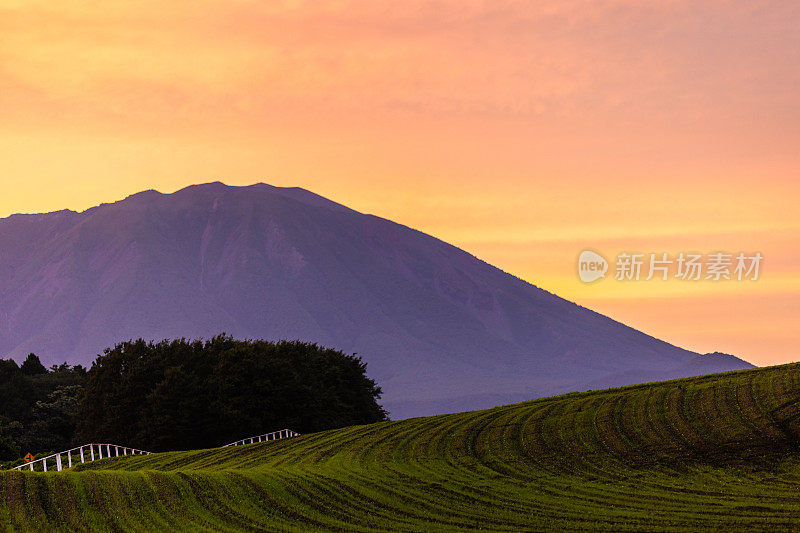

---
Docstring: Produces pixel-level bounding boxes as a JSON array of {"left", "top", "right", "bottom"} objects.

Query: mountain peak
[
  {"left": 165, "top": 182, "right": 351, "bottom": 213},
  {"left": 0, "top": 182, "right": 753, "bottom": 418},
  {"left": 122, "top": 189, "right": 163, "bottom": 202},
  {"left": 176, "top": 181, "right": 232, "bottom": 194}
]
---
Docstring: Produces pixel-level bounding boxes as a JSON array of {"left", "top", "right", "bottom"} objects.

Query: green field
[{"left": 3, "top": 363, "right": 800, "bottom": 531}]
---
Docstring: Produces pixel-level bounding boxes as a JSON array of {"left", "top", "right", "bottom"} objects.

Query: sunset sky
[{"left": 1, "top": 1, "right": 798, "bottom": 366}]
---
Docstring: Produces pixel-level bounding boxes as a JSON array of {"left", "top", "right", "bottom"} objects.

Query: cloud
[
  {"left": 3, "top": 0, "right": 797, "bottom": 129},
  {"left": 0, "top": 0, "right": 797, "bottom": 367}
]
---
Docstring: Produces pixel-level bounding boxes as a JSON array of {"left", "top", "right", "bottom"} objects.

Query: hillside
[
  {"left": 0, "top": 182, "right": 751, "bottom": 417},
  {"left": 3, "top": 364, "right": 800, "bottom": 530}
]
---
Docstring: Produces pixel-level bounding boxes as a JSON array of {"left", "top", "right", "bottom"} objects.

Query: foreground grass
[{"left": 4, "top": 363, "right": 800, "bottom": 531}]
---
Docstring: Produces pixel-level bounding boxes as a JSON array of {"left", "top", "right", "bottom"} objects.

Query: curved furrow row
[{"left": 6, "top": 364, "right": 800, "bottom": 530}]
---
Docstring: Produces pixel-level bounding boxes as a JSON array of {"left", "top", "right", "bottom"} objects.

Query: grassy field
[{"left": 3, "top": 363, "right": 800, "bottom": 531}]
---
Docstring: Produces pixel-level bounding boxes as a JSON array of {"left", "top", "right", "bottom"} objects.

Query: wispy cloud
[{"left": 0, "top": 1, "right": 797, "bottom": 366}]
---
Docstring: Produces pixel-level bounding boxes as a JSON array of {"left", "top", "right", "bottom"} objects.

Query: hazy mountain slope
[{"left": 0, "top": 183, "right": 752, "bottom": 417}]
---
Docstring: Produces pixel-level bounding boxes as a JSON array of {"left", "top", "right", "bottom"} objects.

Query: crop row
[{"left": 2, "top": 363, "right": 800, "bottom": 530}]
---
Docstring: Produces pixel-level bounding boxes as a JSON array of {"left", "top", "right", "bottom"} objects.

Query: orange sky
[{"left": 1, "top": 1, "right": 798, "bottom": 366}]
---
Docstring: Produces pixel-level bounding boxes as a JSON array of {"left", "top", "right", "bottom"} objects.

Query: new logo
[{"left": 578, "top": 250, "right": 608, "bottom": 283}]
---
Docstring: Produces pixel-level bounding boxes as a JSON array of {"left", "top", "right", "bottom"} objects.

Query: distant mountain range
[{"left": 0, "top": 182, "right": 752, "bottom": 418}]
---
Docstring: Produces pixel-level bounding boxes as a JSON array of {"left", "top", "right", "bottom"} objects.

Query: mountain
[{"left": 0, "top": 182, "right": 752, "bottom": 418}]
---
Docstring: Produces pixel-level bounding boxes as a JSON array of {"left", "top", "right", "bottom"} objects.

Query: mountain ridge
[{"left": 0, "top": 182, "right": 752, "bottom": 418}]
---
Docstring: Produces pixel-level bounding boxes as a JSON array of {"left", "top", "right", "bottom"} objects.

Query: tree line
[{"left": 0, "top": 336, "right": 387, "bottom": 461}]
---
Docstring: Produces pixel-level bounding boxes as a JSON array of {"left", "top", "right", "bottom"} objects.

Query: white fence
[
  {"left": 11, "top": 428, "right": 300, "bottom": 472},
  {"left": 223, "top": 428, "right": 300, "bottom": 447},
  {"left": 12, "top": 443, "right": 151, "bottom": 472}
]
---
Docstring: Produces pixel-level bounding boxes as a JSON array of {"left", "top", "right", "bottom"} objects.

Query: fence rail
[
  {"left": 12, "top": 428, "right": 300, "bottom": 472},
  {"left": 12, "top": 443, "right": 151, "bottom": 472},
  {"left": 223, "top": 428, "right": 300, "bottom": 447}
]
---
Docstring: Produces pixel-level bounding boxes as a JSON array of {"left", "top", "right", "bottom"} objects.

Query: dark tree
[
  {"left": 23, "top": 385, "right": 81, "bottom": 452},
  {"left": 0, "top": 424, "right": 19, "bottom": 462},
  {"left": 0, "top": 358, "right": 86, "bottom": 458},
  {"left": 75, "top": 336, "right": 387, "bottom": 451},
  {"left": 20, "top": 354, "right": 47, "bottom": 375}
]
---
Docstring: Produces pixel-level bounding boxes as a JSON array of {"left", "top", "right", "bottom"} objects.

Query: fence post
[
  {"left": 90, "top": 445, "right": 95, "bottom": 461},
  {"left": 56, "top": 454, "right": 62, "bottom": 471},
  {"left": 115, "top": 446, "right": 119, "bottom": 457},
  {"left": 81, "top": 446, "right": 85, "bottom": 463},
  {"left": 106, "top": 444, "right": 111, "bottom": 457},
  {"left": 68, "top": 450, "right": 72, "bottom": 468},
  {"left": 29, "top": 461, "right": 33, "bottom": 471},
  {"left": 43, "top": 459, "right": 47, "bottom": 472}
]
